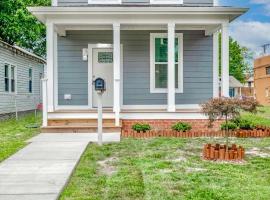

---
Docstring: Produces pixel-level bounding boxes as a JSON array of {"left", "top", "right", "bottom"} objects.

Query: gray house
[
  {"left": 29, "top": 0, "right": 247, "bottom": 138},
  {"left": 0, "top": 40, "right": 45, "bottom": 119}
]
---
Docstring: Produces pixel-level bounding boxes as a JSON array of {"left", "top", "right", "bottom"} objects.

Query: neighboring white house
[
  {"left": 229, "top": 76, "right": 243, "bottom": 97},
  {"left": 0, "top": 40, "right": 45, "bottom": 119},
  {"left": 28, "top": 0, "right": 248, "bottom": 137}
]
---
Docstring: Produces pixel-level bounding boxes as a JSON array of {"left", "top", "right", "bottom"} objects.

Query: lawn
[
  {"left": 241, "top": 106, "right": 270, "bottom": 127},
  {"left": 60, "top": 137, "right": 270, "bottom": 200},
  {"left": 0, "top": 113, "right": 41, "bottom": 162}
]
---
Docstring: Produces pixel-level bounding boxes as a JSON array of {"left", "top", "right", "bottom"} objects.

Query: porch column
[
  {"left": 167, "top": 22, "right": 176, "bottom": 112},
  {"left": 213, "top": 31, "right": 220, "bottom": 97},
  {"left": 113, "top": 23, "right": 120, "bottom": 126},
  {"left": 46, "top": 21, "right": 55, "bottom": 112},
  {"left": 221, "top": 22, "right": 229, "bottom": 97}
]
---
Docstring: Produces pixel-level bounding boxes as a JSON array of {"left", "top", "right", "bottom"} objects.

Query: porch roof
[{"left": 28, "top": 6, "right": 248, "bottom": 24}]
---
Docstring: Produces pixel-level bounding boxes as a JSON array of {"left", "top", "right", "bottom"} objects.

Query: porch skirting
[{"left": 121, "top": 119, "right": 223, "bottom": 133}]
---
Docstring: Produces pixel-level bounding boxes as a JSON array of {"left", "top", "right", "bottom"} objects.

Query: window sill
[{"left": 150, "top": 88, "right": 183, "bottom": 94}]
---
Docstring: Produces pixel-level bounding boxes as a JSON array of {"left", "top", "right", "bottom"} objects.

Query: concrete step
[{"left": 41, "top": 126, "right": 122, "bottom": 134}]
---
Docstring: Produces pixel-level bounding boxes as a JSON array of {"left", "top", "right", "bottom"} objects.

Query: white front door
[{"left": 92, "top": 48, "right": 114, "bottom": 107}]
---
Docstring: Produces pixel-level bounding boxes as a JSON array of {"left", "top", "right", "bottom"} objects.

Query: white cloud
[{"left": 229, "top": 21, "right": 270, "bottom": 55}]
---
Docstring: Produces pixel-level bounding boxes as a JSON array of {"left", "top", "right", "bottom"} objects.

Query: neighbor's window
[
  {"left": 266, "top": 66, "right": 270, "bottom": 75},
  {"left": 29, "top": 68, "right": 33, "bottom": 93},
  {"left": 4, "top": 64, "right": 16, "bottom": 93},
  {"left": 150, "top": 33, "right": 183, "bottom": 93},
  {"left": 4, "top": 64, "right": 9, "bottom": 92},
  {"left": 10, "top": 65, "right": 15, "bottom": 92}
]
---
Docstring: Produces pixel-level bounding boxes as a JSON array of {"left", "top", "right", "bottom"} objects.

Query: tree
[
  {"left": 219, "top": 34, "right": 253, "bottom": 83},
  {"left": 201, "top": 97, "right": 259, "bottom": 150},
  {"left": 0, "top": 0, "right": 50, "bottom": 57}
]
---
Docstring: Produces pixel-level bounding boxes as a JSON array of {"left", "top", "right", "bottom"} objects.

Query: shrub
[
  {"left": 172, "top": 122, "right": 192, "bottom": 132},
  {"left": 221, "top": 121, "right": 238, "bottom": 130},
  {"left": 233, "top": 118, "right": 256, "bottom": 130},
  {"left": 132, "top": 123, "right": 151, "bottom": 133}
]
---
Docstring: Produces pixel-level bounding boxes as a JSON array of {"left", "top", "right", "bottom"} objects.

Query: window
[
  {"left": 98, "top": 52, "right": 113, "bottom": 63},
  {"left": 29, "top": 68, "right": 33, "bottom": 93},
  {"left": 4, "top": 64, "right": 9, "bottom": 92},
  {"left": 150, "top": 33, "right": 183, "bottom": 93},
  {"left": 229, "top": 88, "right": 235, "bottom": 97},
  {"left": 4, "top": 64, "right": 16, "bottom": 93},
  {"left": 266, "top": 66, "right": 270, "bottom": 75}
]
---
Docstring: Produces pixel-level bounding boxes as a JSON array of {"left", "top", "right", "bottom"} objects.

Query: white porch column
[
  {"left": 221, "top": 22, "right": 229, "bottom": 97},
  {"left": 113, "top": 23, "right": 121, "bottom": 126},
  {"left": 167, "top": 22, "right": 176, "bottom": 112},
  {"left": 46, "top": 22, "right": 55, "bottom": 112},
  {"left": 213, "top": 31, "right": 220, "bottom": 97}
]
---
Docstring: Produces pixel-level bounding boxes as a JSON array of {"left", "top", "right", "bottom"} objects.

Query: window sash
[
  {"left": 29, "top": 68, "right": 33, "bottom": 93},
  {"left": 4, "top": 64, "right": 9, "bottom": 92}
]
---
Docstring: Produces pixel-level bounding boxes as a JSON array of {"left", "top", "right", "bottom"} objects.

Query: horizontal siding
[
  {"left": 0, "top": 47, "right": 44, "bottom": 114},
  {"left": 58, "top": 30, "right": 213, "bottom": 106},
  {"left": 58, "top": 0, "right": 213, "bottom": 6}
]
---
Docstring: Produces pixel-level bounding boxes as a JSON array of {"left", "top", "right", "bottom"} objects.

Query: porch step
[
  {"left": 43, "top": 118, "right": 122, "bottom": 133},
  {"left": 48, "top": 118, "right": 121, "bottom": 127},
  {"left": 41, "top": 126, "right": 121, "bottom": 133}
]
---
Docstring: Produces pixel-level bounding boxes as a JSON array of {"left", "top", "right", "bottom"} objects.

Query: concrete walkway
[{"left": 0, "top": 133, "right": 120, "bottom": 200}]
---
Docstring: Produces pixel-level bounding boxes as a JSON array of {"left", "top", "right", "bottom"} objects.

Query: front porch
[{"left": 27, "top": 6, "right": 246, "bottom": 133}]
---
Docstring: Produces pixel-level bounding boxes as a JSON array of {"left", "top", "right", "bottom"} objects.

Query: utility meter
[{"left": 94, "top": 78, "right": 106, "bottom": 93}]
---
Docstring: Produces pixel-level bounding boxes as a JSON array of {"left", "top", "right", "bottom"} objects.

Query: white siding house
[{"left": 0, "top": 40, "right": 45, "bottom": 118}]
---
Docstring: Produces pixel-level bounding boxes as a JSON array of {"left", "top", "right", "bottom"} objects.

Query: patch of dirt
[
  {"left": 185, "top": 167, "right": 207, "bottom": 173},
  {"left": 98, "top": 157, "right": 118, "bottom": 176},
  {"left": 246, "top": 147, "right": 270, "bottom": 158}
]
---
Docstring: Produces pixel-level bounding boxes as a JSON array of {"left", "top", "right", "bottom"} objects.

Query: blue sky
[{"left": 219, "top": 0, "right": 270, "bottom": 54}]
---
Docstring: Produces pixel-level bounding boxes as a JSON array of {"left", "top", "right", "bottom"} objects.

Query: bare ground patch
[{"left": 98, "top": 156, "right": 119, "bottom": 176}]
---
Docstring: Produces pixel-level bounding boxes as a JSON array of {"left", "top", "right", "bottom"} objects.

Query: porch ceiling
[{"left": 54, "top": 24, "right": 220, "bottom": 36}]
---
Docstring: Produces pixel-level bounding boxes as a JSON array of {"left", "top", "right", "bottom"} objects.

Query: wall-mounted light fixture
[{"left": 82, "top": 48, "right": 88, "bottom": 61}]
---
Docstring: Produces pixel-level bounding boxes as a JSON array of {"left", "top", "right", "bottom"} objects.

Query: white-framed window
[
  {"left": 4, "top": 63, "right": 16, "bottom": 93},
  {"left": 29, "top": 68, "right": 33, "bottom": 93},
  {"left": 150, "top": 33, "right": 183, "bottom": 93}
]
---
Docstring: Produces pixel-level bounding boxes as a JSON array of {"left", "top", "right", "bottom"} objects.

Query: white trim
[
  {"left": 168, "top": 22, "right": 176, "bottom": 112},
  {"left": 150, "top": 33, "right": 183, "bottom": 94},
  {"left": 46, "top": 22, "right": 55, "bottom": 112},
  {"left": 221, "top": 22, "right": 229, "bottom": 97},
  {"left": 42, "top": 78, "right": 48, "bottom": 126},
  {"left": 55, "top": 105, "right": 93, "bottom": 110},
  {"left": 54, "top": 31, "right": 58, "bottom": 108},
  {"left": 88, "top": 43, "right": 123, "bottom": 109},
  {"left": 88, "top": 0, "right": 121, "bottom": 4},
  {"left": 213, "top": 31, "right": 219, "bottom": 97},
  {"left": 48, "top": 111, "right": 207, "bottom": 120},
  {"left": 122, "top": 104, "right": 200, "bottom": 110},
  {"left": 150, "top": 0, "right": 183, "bottom": 4}
]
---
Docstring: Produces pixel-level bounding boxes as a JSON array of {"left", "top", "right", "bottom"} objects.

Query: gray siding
[
  {"left": 58, "top": 0, "right": 213, "bottom": 7},
  {"left": 58, "top": 30, "right": 213, "bottom": 106},
  {"left": 0, "top": 47, "right": 44, "bottom": 114}
]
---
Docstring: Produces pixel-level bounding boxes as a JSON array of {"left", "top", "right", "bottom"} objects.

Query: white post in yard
[
  {"left": 167, "top": 22, "right": 176, "bottom": 112},
  {"left": 97, "top": 93, "right": 103, "bottom": 146},
  {"left": 42, "top": 78, "right": 48, "bottom": 127},
  {"left": 213, "top": 31, "right": 220, "bottom": 98},
  {"left": 46, "top": 21, "right": 55, "bottom": 112},
  {"left": 221, "top": 22, "right": 230, "bottom": 97},
  {"left": 113, "top": 23, "right": 121, "bottom": 126}
]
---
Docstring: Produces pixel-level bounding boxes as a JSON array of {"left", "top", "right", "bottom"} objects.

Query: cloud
[
  {"left": 229, "top": 21, "right": 270, "bottom": 55},
  {"left": 250, "top": 0, "right": 270, "bottom": 12}
]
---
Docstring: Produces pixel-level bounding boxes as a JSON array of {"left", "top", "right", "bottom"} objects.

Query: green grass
[
  {"left": 60, "top": 137, "right": 270, "bottom": 200},
  {"left": 0, "top": 113, "right": 41, "bottom": 162},
  {"left": 241, "top": 106, "right": 270, "bottom": 127}
]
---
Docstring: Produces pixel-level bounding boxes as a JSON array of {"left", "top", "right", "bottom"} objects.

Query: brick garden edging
[
  {"left": 203, "top": 144, "right": 245, "bottom": 161},
  {"left": 121, "top": 128, "right": 270, "bottom": 138}
]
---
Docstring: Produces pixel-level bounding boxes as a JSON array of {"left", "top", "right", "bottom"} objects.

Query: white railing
[{"left": 42, "top": 78, "right": 48, "bottom": 127}]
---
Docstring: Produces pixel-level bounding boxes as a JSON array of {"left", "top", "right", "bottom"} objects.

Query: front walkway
[{"left": 0, "top": 133, "right": 120, "bottom": 200}]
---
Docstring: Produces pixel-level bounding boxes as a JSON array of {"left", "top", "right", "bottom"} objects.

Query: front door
[{"left": 92, "top": 48, "right": 114, "bottom": 107}]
